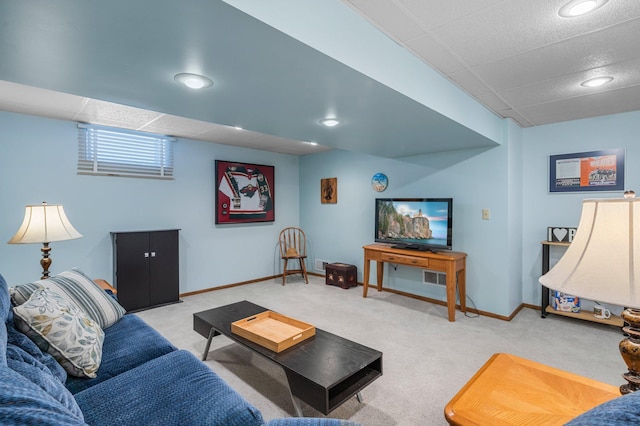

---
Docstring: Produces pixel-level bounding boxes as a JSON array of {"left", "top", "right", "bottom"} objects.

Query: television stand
[{"left": 362, "top": 243, "right": 467, "bottom": 322}]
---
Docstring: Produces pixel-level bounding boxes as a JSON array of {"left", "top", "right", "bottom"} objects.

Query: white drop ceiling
[
  {"left": 0, "top": 0, "right": 638, "bottom": 156},
  {"left": 343, "top": 0, "right": 640, "bottom": 127}
]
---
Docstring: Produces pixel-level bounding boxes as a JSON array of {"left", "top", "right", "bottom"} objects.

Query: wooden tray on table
[{"left": 231, "top": 311, "right": 315, "bottom": 353}]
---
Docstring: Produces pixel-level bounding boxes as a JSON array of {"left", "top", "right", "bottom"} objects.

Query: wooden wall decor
[{"left": 321, "top": 178, "right": 337, "bottom": 204}]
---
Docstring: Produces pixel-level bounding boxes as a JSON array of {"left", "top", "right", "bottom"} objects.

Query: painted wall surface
[
  {"left": 299, "top": 134, "right": 521, "bottom": 317},
  {"left": 223, "top": 0, "right": 504, "bottom": 145},
  {"left": 522, "top": 111, "right": 640, "bottom": 316},
  {"left": 0, "top": 111, "right": 300, "bottom": 291}
]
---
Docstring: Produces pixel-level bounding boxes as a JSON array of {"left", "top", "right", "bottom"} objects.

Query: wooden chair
[{"left": 279, "top": 227, "right": 309, "bottom": 285}]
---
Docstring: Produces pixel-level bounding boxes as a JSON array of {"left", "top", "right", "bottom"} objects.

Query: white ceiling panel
[
  {"left": 474, "top": 18, "right": 640, "bottom": 91},
  {"left": 518, "top": 85, "right": 640, "bottom": 125},
  {"left": 345, "top": 0, "right": 640, "bottom": 127},
  {"left": 396, "top": 0, "right": 508, "bottom": 31},
  {"left": 341, "top": 0, "right": 424, "bottom": 43},
  {"left": 498, "top": 58, "right": 640, "bottom": 109},
  {"left": 405, "top": 34, "right": 468, "bottom": 75}
]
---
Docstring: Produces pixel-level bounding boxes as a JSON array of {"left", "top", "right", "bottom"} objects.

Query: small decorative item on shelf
[
  {"left": 547, "top": 227, "right": 577, "bottom": 243},
  {"left": 552, "top": 291, "right": 580, "bottom": 313}
]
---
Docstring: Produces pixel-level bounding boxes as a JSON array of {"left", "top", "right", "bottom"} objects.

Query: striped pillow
[{"left": 10, "top": 268, "right": 126, "bottom": 329}]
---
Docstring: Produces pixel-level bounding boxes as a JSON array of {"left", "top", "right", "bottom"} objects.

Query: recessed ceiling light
[
  {"left": 174, "top": 73, "right": 213, "bottom": 89},
  {"left": 559, "top": 0, "right": 608, "bottom": 17},
  {"left": 319, "top": 118, "right": 340, "bottom": 127},
  {"left": 581, "top": 76, "right": 614, "bottom": 87}
]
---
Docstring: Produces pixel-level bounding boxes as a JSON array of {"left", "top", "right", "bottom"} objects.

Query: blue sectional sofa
[{"left": 0, "top": 272, "right": 359, "bottom": 425}]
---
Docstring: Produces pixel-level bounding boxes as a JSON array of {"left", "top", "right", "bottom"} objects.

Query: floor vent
[{"left": 423, "top": 269, "right": 446, "bottom": 286}]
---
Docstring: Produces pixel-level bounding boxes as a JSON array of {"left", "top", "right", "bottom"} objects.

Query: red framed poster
[{"left": 215, "top": 160, "right": 275, "bottom": 224}]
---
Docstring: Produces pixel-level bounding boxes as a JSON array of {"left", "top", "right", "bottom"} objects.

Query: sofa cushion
[
  {"left": 0, "top": 274, "right": 10, "bottom": 328},
  {"left": 13, "top": 287, "right": 104, "bottom": 378},
  {"left": 566, "top": 390, "right": 640, "bottom": 425},
  {"left": 65, "top": 313, "right": 176, "bottom": 393},
  {"left": 10, "top": 268, "right": 125, "bottom": 329},
  {"left": 0, "top": 366, "right": 86, "bottom": 425},
  {"left": 74, "top": 349, "right": 264, "bottom": 426}
]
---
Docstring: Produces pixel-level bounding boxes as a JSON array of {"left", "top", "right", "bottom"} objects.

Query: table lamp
[
  {"left": 540, "top": 191, "right": 639, "bottom": 394},
  {"left": 8, "top": 202, "right": 83, "bottom": 279}
]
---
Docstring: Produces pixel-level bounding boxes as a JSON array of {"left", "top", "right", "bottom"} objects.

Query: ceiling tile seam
[
  {"left": 506, "top": 84, "right": 640, "bottom": 114},
  {"left": 340, "top": 1, "right": 418, "bottom": 50},
  {"left": 404, "top": 32, "right": 525, "bottom": 125},
  {"left": 454, "top": 16, "right": 640, "bottom": 73},
  {"left": 136, "top": 113, "right": 167, "bottom": 132},
  {"left": 380, "top": 4, "right": 526, "bottom": 119},
  {"left": 397, "top": 0, "right": 510, "bottom": 33},
  {"left": 71, "top": 98, "right": 92, "bottom": 121},
  {"left": 493, "top": 66, "right": 640, "bottom": 110}
]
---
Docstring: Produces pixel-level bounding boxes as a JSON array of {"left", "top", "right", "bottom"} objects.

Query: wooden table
[
  {"left": 444, "top": 353, "right": 621, "bottom": 425},
  {"left": 362, "top": 243, "right": 467, "bottom": 322}
]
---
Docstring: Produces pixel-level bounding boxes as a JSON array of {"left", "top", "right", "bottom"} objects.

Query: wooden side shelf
[
  {"left": 544, "top": 306, "right": 624, "bottom": 327},
  {"left": 540, "top": 241, "right": 623, "bottom": 328}
]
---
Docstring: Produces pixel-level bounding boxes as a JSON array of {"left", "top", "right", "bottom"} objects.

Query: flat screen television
[{"left": 375, "top": 198, "right": 453, "bottom": 252}]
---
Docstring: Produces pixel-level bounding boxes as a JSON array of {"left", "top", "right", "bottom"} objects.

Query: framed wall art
[
  {"left": 549, "top": 148, "right": 625, "bottom": 193},
  {"left": 321, "top": 177, "right": 337, "bottom": 204},
  {"left": 215, "top": 160, "right": 275, "bottom": 224}
]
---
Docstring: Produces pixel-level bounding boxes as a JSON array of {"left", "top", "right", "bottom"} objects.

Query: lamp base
[
  {"left": 620, "top": 309, "right": 640, "bottom": 394},
  {"left": 40, "top": 242, "right": 51, "bottom": 280}
]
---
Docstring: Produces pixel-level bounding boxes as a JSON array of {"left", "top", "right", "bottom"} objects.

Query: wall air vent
[
  {"left": 315, "top": 259, "right": 330, "bottom": 272},
  {"left": 423, "top": 269, "right": 446, "bottom": 286}
]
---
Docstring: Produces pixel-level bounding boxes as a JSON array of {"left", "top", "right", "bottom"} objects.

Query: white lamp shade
[
  {"left": 8, "top": 203, "right": 83, "bottom": 244},
  {"left": 540, "top": 197, "right": 640, "bottom": 308}
]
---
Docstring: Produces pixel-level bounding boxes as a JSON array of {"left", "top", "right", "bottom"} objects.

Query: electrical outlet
[{"left": 482, "top": 208, "right": 490, "bottom": 220}]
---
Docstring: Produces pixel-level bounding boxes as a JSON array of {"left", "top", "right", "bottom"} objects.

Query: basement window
[{"left": 77, "top": 123, "right": 175, "bottom": 179}]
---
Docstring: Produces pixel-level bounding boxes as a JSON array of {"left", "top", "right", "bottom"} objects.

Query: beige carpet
[{"left": 136, "top": 275, "right": 625, "bottom": 425}]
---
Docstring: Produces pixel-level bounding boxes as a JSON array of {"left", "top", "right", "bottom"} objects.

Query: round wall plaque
[{"left": 371, "top": 173, "right": 388, "bottom": 192}]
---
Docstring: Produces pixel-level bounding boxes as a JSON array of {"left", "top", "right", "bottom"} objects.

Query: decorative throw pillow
[
  {"left": 10, "top": 268, "right": 126, "bottom": 329},
  {"left": 13, "top": 287, "right": 104, "bottom": 378}
]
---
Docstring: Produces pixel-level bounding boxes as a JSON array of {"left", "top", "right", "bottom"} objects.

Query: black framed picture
[{"left": 549, "top": 148, "right": 625, "bottom": 193}]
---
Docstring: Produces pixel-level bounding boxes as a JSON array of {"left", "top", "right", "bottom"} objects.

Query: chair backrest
[{"left": 279, "top": 227, "right": 306, "bottom": 258}]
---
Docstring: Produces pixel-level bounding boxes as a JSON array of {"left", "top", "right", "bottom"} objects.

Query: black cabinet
[{"left": 112, "top": 229, "right": 180, "bottom": 312}]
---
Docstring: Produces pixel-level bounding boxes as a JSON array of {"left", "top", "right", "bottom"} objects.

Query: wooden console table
[
  {"left": 362, "top": 243, "right": 467, "bottom": 322},
  {"left": 445, "top": 353, "right": 621, "bottom": 425}
]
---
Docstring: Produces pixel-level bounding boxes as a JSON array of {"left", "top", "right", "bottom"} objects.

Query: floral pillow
[
  {"left": 10, "top": 268, "right": 126, "bottom": 329},
  {"left": 13, "top": 287, "right": 104, "bottom": 378}
]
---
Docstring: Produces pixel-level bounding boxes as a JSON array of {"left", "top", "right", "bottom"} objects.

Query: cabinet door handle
[
  {"left": 151, "top": 252, "right": 156, "bottom": 257},
  {"left": 144, "top": 252, "right": 149, "bottom": 258}
]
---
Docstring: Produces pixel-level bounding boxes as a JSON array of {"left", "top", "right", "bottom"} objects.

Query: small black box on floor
[{"left": 326, "top": 263, "right": 357, "bottom": 289}]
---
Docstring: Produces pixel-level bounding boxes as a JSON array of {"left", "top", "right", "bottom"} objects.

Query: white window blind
[{"left": 77, "top": 124, "right": 175, "bottom": 179}]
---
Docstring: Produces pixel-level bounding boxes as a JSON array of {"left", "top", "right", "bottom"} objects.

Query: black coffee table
[{"left": 193, "top": 300, "right": 383, "bottom": 416}]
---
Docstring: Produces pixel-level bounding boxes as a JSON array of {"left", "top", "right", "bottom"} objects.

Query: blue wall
[
  {"left": 522, "top": 110, "right": 640, "bottom": 316},
  {"left": 2, "top": 108, "right": 639, "bottom": 318},
  {"left": 0, "top": 111, "right": 300, "bottom": 291},
  {"left": 300, "top": 111, "right": 640, "bottom": 318},
  {"left": 299, "top": 122, "right": 522, "bottom": 317}
]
